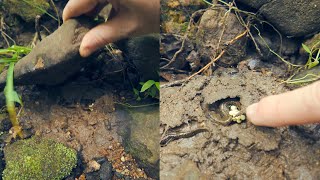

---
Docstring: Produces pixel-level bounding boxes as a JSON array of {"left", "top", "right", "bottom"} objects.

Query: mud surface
[
  {"left": 160, "top": 69, "right": 320, "bottom": 179},
  {"left": 13, "top": 80, "right": 156, "bottom": 179}
]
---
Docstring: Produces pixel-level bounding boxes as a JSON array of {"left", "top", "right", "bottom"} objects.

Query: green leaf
[
  {"left": 12, "top": 90, "right": 23, "bottom": 105},
  {"left": 133, "top": 88, "right": 139, "bottom": 96},
  {"left": 302, "top": 43, "right": 312, "bottom": 54},
  {"left": 148, "top": 87, "right": 157, "bottom": 98},
  {"left": 140, "top": 80, "right": 155, "bottom": 92},
  {"left": 155, "top": 82, "right": 160, "bottom": 90}
]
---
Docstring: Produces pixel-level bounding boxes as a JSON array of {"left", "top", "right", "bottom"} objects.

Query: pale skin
[
  {"left": 63, "top": 0, "right": 319, "bottom": 127},
  {"left": 63, "top": 0, "right": 160, "bottom": 57},
  {"left": 246, "top": 80, "right": 320, "bottom": 127}
]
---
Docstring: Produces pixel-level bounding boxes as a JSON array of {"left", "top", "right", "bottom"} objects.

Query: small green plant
[
  {"left": 0, "top": 45, "right": 31, "bottom": 138},
  {"left": 133, "top": 80, "right": 160, "bottom": 100},
  {"left": 21, "top": 0, "right": 58, "bottom": 21},
  {"left": 302, "top": 41, "right": 320, "bottom": 69}
]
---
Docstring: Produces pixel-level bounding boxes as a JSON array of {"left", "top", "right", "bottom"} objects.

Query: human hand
[
  {"left": 63, "top": 0, "right": 160, "bottom": 57},
  {"left": 246, "top": 81, "right": 320, "bottom": 127}
]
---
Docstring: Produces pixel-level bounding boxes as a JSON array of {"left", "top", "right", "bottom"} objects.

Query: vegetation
[
  {"left": 0, "top": 45, "right": 31, "bottom": 138},
  {"left": 284, "top": 41, "right": 320, "bottom": 84},
  {"left": 202, "top": 0, "right": 320, "bottom": 85},
  {"left": 3, "top": 136, "right": 77, "bottom": 180},
  {"left": 133, "top": 80, "right": 160, "bottom": 100},
  {"left": 302, "top": 41, "right": 320, "bottom": 69}
]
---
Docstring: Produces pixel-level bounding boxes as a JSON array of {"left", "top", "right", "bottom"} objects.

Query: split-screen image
[{"left": 0, "top": 0, "right": 319, "bottom": 179}]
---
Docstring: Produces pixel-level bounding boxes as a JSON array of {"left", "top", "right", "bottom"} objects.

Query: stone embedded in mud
[
  {"left": 0, "top": 17, "right": 94, "bottom": 86},
  {"left": 119, "top": 106, "right": 159, "bottom": 179},
  {"left": 237, "top": 0, "right": 320, "bottom": 36},
  {"left": 3, "top": 0, "right": 50, "bottom": 22},
  {"left": 196, "top": 7, "right": 247, "bottom": 66},
  {"left": 3, "top": 136, "right": 77, "bottom": 180}
]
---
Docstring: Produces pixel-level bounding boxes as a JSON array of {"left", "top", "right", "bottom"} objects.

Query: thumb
[
  {"left": 246, "top": 81, "right": 320, "bottom": 127},
  {"left": 80, "top": 12, "right": 136, "bottom": 57}
]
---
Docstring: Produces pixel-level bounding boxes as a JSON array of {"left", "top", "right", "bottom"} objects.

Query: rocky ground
[
  {"left": 160, "top": 0, "right": 320, "bottom": 179},
  {"left": 0, "top": 0, "right": 159, "bottom": 179}
]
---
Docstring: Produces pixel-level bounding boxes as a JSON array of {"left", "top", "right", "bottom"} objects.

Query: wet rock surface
[
  {"left": 0, "top": 17, "right": 94, "bottom": 86},
  {"left": 160, "top": 70, "right": 320, "bottom": 179},
  {"left": 119, "top": 106, "right": 160, "bottom": 179},
  {"left": 237, "top": 0, "right": 320, "bottom": 36}
]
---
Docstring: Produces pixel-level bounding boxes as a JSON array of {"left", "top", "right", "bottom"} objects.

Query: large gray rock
[
  {"left": 237, "top": 0, "right": 320, "bottom": 36},
  {"left": 0, "top": 17, "right": 94, "bottom": 86}
]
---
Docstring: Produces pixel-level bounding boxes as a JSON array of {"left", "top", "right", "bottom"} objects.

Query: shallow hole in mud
[{"left": 206, "top": 97, "right": 242, "bottom": 119}]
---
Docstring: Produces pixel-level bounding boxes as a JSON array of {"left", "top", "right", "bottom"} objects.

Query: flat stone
[{"left": 0, "top": 17, "right": 94, "bottom": 86}]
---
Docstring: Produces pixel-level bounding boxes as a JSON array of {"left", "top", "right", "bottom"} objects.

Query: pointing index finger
[{"left": 246, "top": 81, "right": 320, "bottom": 127}]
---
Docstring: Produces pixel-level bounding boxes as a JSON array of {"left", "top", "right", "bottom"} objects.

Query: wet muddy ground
[
  {"left": 0, "top": 0, "right": 159, "bottom": 179},
  {"left": 160, "top": 0, "right": 320, "bottom": 179},
  {"left": 13, "top": 82, "right": 157, "bottom": 179},
  {"left": 160, "top": 69, "right": 320, "bottom": 179}
]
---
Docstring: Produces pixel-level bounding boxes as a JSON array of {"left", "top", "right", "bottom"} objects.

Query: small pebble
[
  {"left": 86, "top": 160, "right": 101, "bottom": 172},
  {"left": 121, "top": 156, "right": 126, "bottom": 162}
]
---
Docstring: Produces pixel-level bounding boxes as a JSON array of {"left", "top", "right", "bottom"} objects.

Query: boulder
[{"left": 237, "top": 0, "right": 320, "bottom": 36}]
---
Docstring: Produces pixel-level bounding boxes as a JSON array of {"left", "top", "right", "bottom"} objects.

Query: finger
[
  {"left": 79, "top": 13, "right": 136, "bottom": 57},
  {"left": 85, "top": 2, "right": 109, "bottom": 17},
  {"left": 246, "top": 81, "right": 320, "bottom": 127},
  {"left": 63, "top": 0, "right": 99, "bottom": 22}
]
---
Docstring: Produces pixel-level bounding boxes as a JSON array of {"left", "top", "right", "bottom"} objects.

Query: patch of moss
[
  {"left": 3, "top": 0, "right": 50, "bottom": 22},
  {"left": 3, "top": 136, "right": 77, "bottom": 180}
]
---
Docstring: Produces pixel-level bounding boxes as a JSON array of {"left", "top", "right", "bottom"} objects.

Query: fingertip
[
  {"left": 246, "top": 103, "right": 258, "bottom": 124},
  {"left": 79, "top": 43, "right": 91, "bottom": 58},
  {"left": 62, "top": 3, "right": 71, "bottom": 22}
]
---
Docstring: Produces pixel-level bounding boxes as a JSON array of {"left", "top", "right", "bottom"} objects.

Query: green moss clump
[
  {"left": 3, "top": 136, "right": 77, "bottom": 180},
  {"left": 3, "top": 0, "right": 50, "bottom": 22}
]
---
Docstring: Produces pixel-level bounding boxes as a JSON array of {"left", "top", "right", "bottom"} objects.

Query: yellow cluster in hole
[{"left": 229, "top": 105, "right": 246, "bottom": 123}]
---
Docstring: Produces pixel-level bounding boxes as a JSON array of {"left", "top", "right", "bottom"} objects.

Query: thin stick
[
  {"left": 188, "top": 29, "right": 248, "bottom": 79},
  {"left": 188, "top": 50, "right": 225, "bottom": 80}
]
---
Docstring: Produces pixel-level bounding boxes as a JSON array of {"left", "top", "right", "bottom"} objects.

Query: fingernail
[
  {"left": 80, "top": 46, "right": 90, "bottom": 58},
  {"left": 246, "top": 103, "right": 258, "bottom": 121}
]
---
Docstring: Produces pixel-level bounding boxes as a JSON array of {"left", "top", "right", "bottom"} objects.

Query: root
[{"left": 160, "top": 9, "right": 206, "bottom": 69}]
